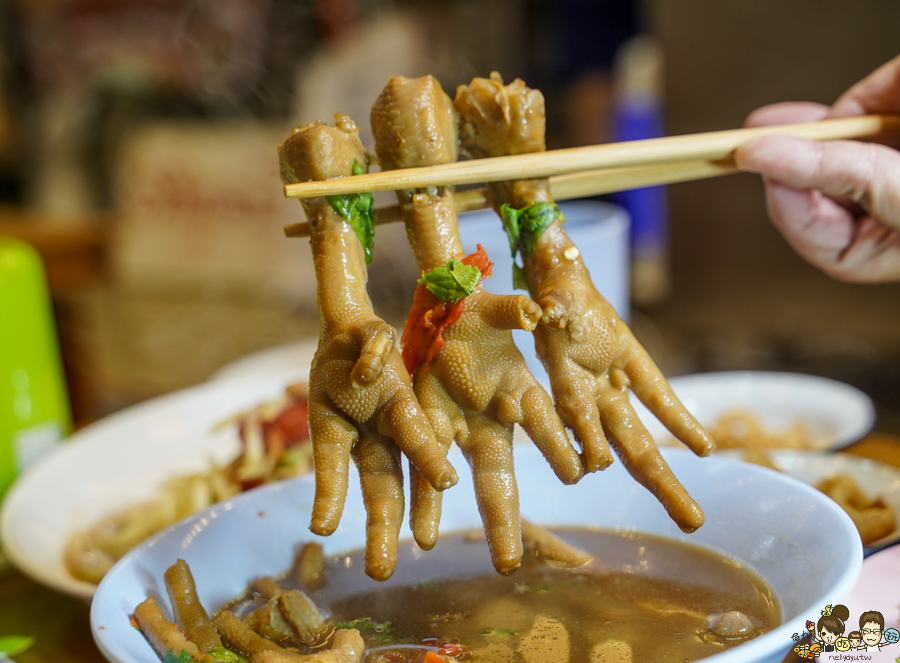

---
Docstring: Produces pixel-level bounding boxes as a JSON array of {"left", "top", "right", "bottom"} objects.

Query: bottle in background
[
  {"left": 611, "top": 36, "right": 671, "bottom": 306},
  {"left": 0, "top": 236, "right": 71, "bottom": 501}
]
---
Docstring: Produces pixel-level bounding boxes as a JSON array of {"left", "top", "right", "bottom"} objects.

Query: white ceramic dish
[
  {"left": 91, "top": 445, "right": 862, "bottom": 663},
  {"left": 0, "top": 368, "right": 309, "bottom": 600},
  {"left": 726, "top": 449, "right": 900, "bottom": 555},
  {"left": 631, "top": 371, "right": 876, "bottom": 451},
  {"left": 210, "top": 338, "right": 318, "bottom": 382}
]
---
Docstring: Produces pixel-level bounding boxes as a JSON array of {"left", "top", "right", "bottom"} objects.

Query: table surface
[{"left": 3, "top": 433, "right": 899, "bottom": 663}]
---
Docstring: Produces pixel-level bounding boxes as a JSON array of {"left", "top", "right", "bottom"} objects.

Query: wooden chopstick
[
  {"left": 283, "top": 114, "right": 900, "bottom": 201},
  {"left": 284, "top": 158, "right": 737, "bottom": 237}
]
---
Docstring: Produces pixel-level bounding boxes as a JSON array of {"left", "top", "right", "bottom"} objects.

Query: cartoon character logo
[
  {"left": 793, "top": 641, "right": 822, "bottom": 659},
  {"left": 857, "top": 610, "right": 899, "bottom": 652},
  {"left": 815, "top": 604, "right": 850, "bottom": 653},
  {"left": 791, "top": 605, "right": 899, "bottom": 657}
]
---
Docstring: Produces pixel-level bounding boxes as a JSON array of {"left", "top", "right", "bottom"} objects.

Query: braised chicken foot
[
  {"left": 279, "top": 114, "right": 457, "bottom": 580},
  {"left": 371, "top": 75, "right": 585, "bottom": 573},
  {"left": 454, "top": 73, "right": 714, "bottom": 532}
]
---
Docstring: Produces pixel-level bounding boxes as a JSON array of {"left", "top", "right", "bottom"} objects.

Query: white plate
[
  {"left": 0, "top": 367, "right": 310, "bottom": 600},
  {"left": 631, "top": 371, "right": 875, "bottom": 451},
  {"left": 91, "top": 445, "right": 862, "bottom": 663},
  {"left": 725, "top": 450, "right": 900, "bottom": 555},
  {"left": 210, "top": 338, "right": 318, "bottom": 382}
]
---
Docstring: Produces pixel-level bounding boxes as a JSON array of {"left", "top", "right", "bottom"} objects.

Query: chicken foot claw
[
  {"left": 372, "top": 75, "right": 585, "bottom": 573},
  {"left": 478, "top": 291, "right": 543, "bottom": 331},
  {"left": 455, "top": 73, "right": 713, "bottom": 532},
  {"left": 279, "top": 114, "right": 457, "bottom": 580},
  {"left": 351, "top": 321, "right": 394, "bottom": 386}
]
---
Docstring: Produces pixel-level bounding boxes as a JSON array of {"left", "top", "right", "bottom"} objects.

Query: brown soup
[{"left": 232, "top": 528, "right": 779, "bottom": 662}]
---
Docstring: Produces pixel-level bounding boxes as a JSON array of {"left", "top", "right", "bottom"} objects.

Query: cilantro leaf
[
  {"left": 511, "top": 263, "right": 529, "bottom": 292},
  {"left": 334, "top": 617, "right": 403, "bottom": 645},
  {"left": 500, "top": 202, "right": 564, "bottom": 260},
  {"left": 334, "top": 617, "right": 392, "bottom": 632},
  {"left": 327, "top": 159, "right": 376, "bottom": 264},
  {"left": 163, "top": 649, "right": 195, "bottom": 663},
  {"left": 418, "top": 258, "right": 482, "bottom": 303},
  {"left": 482, "top": 628, "right": 518, "bottom": 637}
]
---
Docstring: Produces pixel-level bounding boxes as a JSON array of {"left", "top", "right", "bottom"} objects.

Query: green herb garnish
[
  {"left": 335, "top": 617, "right": 402, "bottom": 645},
  {"left": 500, "top": 202, "right": 563, "bottom": 259},
  {"left": 209, "top": 647, "right": 248, "bottom": 663},
  {"left": 163, "top": 649, "right": 194, "bottom": 663},
  {"left": 418, "top": 258, "right": 482, "bottom": 303},
  {"left": 334, "top": 617, "right": 392, "bottom": 632},
  {"left": 512, "top": 263, "right": 529, "bottom": 291},
  {"left": 327, "top": 159, "right": 376, "bottom": 264},
  {"left": 482, "top": 628, "right": 517, "bottom": 637}
]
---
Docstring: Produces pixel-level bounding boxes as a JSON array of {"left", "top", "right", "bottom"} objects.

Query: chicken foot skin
[
  {"left": 279, "top": 114, "right": 457, "bottom": 580},
  {"left": 454, "top": 73, "right": 714, "bottom": 532},
  {"left": 371, "top": 75, "right": 585, "bottom": 573}
]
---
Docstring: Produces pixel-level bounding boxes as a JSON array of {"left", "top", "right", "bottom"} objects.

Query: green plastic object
[
  {"left": 0, "top": 634, "right": 36, "bottom": 657},
  {"left": 0, "top": 236, "right": 71, "bottom": 501}
]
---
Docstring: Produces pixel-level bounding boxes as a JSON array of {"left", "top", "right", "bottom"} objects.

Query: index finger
[
  {"left": 831, "top": 54, "right": 900, "bottom": 119},
  {"left": 743, "top": 101, "right": 829, "bottom": 129},
  {"left": 736, "top": 136, "right": 900, "bottom": 230}
]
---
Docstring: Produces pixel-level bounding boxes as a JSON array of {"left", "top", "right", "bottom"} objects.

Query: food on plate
[
  {"left": 278, "top": 115, "right": 458, "bottom": 582},
  {"left": 816, "top": 474, "right": 896, "bottom": 545},
  {"left": 710, "top": 410, "right": 815, "bottom": 449},
  {"left": 736, "top": 449, "right": 896, "bottom": 546},
  {"left": 453, "top": 72, "right": 713, "bottom": 531},
  {"left": 371, "top": 75, "right": 585, "bottom": 574},
  {"left": 64, "top": 385, "right": 313, "bottom": 584},
  {"left": 132, "top": 525, "right": 778, "bottom": 663}
]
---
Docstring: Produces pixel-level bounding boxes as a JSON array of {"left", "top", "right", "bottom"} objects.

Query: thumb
[{"left": 736, "top": 134, "right": 900, "bottom": 231}]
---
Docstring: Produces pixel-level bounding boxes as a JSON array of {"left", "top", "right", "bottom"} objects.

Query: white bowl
[
  {"left": 631, "top": 371, "right": 876, "bottom": 451},
  {"left": 91, "top": 445, "right": 861, "bottom": 663},
  {"left": 0, "top": 369, "right": 309, "bottom": 600}
]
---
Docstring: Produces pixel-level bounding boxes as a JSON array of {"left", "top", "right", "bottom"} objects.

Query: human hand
[{"left": 735, "top": 55, "right": 900, "bottom": 282}]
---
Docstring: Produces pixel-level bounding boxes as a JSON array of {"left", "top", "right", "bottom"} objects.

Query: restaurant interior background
[{"left": 2, "top": 0, "right": 900, "bottom": 435}]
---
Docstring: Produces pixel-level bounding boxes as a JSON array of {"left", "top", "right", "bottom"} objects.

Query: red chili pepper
[
  {"left": 273, "top": 400, "right": 310, "bottom": 446},
  {"left": 424, "top": 652, "right": 445, "bottom": 663},
  {"left": 401, "top": 245, "right": 493, "bottom": 376},
  {"left": 438, "top": 643, "right": 463, "bottom": 657}
]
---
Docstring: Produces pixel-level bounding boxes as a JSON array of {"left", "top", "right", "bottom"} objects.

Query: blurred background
[{"left": 1, "top": 0, "right": 899, "bottom": 432}]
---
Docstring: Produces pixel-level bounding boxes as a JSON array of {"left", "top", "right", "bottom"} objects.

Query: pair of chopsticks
[{"left": 283, "top": 114, "right": 900, "bottom": 238}]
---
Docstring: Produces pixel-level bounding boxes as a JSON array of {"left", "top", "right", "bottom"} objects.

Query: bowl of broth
[{"left": 91, "top": 445, "right": 861, "bottom": 663}]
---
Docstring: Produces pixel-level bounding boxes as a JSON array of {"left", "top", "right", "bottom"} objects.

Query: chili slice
[{"left": 401, "top": 245, "right": 493, "bottom": 376}]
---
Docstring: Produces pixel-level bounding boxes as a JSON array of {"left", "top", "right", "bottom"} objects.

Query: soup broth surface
[{"left": 233, "top": 528, "right": 779, "bottom": 663}]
